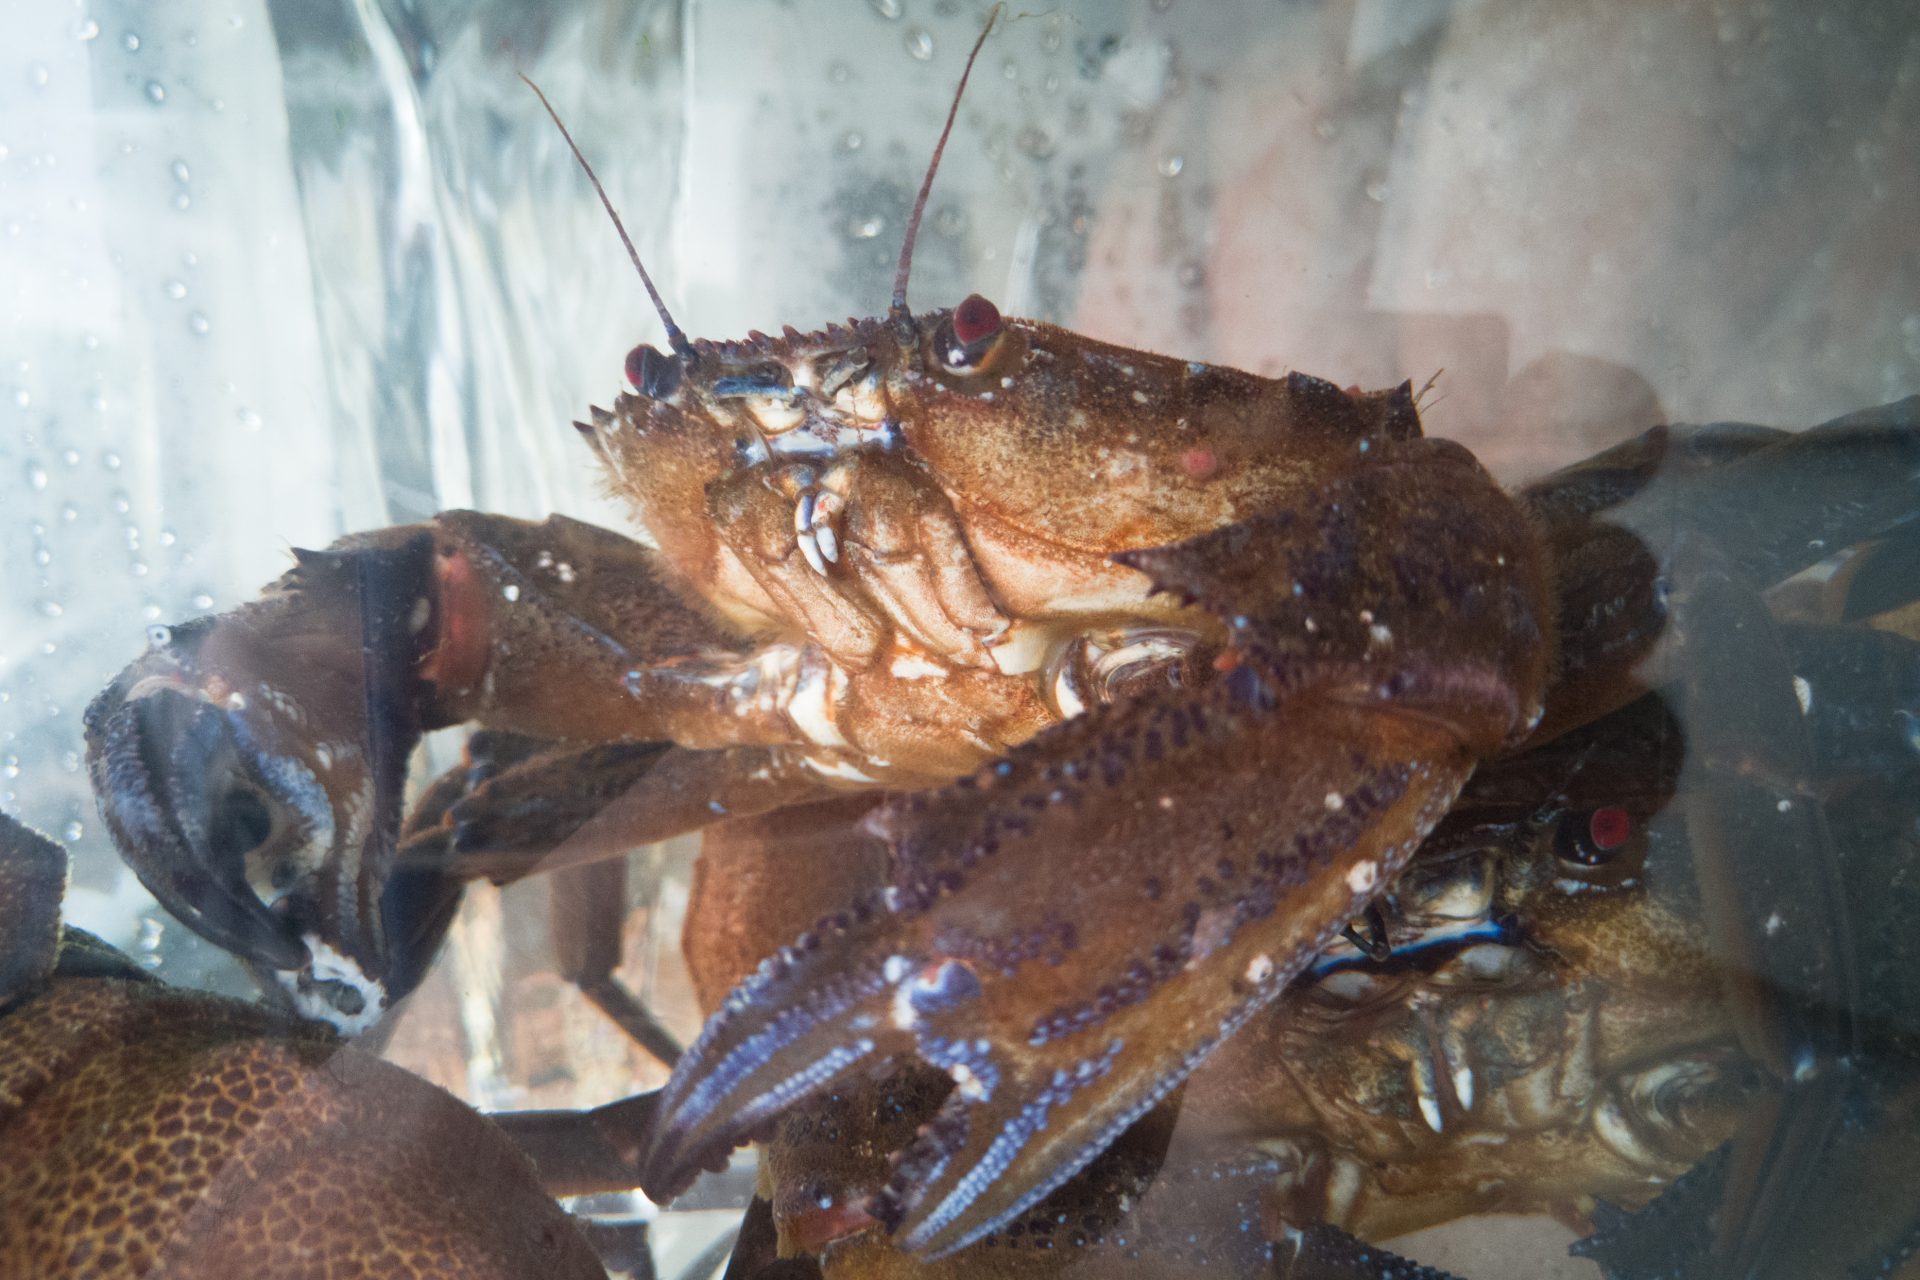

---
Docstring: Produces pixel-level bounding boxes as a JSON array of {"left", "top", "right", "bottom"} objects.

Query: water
[{"left": 1, "top": 2, "right": 1916, "bottom": 1277}]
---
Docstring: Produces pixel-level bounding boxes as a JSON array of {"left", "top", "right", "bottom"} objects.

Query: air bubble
[
  {"left": 847, "top": 213, "right": 886, "bottom": 240},
  {"left": 29, "top": 63, "right": 50, "bottom": 89},
  {"left": 868, "top": 0, "right": 902, "bottom": 18},
  {"left": 24, "top": 462, "right": 48, "bottom": 491},
  {"left": 102, "top": 450, "right": 122, "bottom": 471},
  {"left": 238, "top": 407, "right": 263, "bottom": 430},
  {"left": 63, "top": 820, "right": 84, "bottom": 842},
  {"left": 37, "top": 600, "right": 64, "bottom": 618},
  {"left": 145, "top": 80, "right": 166, "bottom": 104},
  {"left": 188, "top": 311, "right": 210, "bottom": 335},
  {"left": 124, "top": 31, "right": 142, "bottom": 51},
  {"left": 1157, "top": 154, "right": 1184, "bottom": 178},
  {"left": 164, "top": 278, "right": 187, "bottom": 300},
  {"left": 13, "top": 388, "right": 29, "bottom": 408},
  {"left": 61, "top": 448, "right": 80, "bottom": 467},
  {"left": 840, "top": 130, "right": 864, "bottom": 152},
  {"left": 171, "top": 158, "right": 190, "bottom": 184},
  {"left": 73, "top": 18, "right": 100, "bottom": 40},
  {"left": 904, "top": 27, "right": 934, "bottom": 60},
  {"left": 192, "top": 593, "right": 214, "bottom": 609}
]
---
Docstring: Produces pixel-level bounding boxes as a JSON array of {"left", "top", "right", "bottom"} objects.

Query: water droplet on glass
[
  {"left": 139, "top": 916, "right": 165, "bottom": 953},
  {"left": 1177, "top": 260, "right": 1205, "bottom": 286},
  {"left": 101, "top": 450, "right": 122, "bottom": 471},
  {"left": 29, "top": 63, "right": 51, "bottom": 89},
  {"left": 60, "top": 502, "right": 78, "bottom": 522},
  {"left": 145, "top": 80, "right": 166, "bottom": 105},
  {"left": 33, "top": 546, "right": 51, "bottom": 568},
  {"left": 124, "top": 31, "right": 142, "bottom": 51},
  {"left": 63, "top": 820, "right": 84, "bottom": 842},
  {"left": 1016, "top": 127, "right": 1056, "bottom": 160},
  {"left": 237, "top": 407, "right": 263, "bottom": 430},
  {"left": 192, "top": 592, "right": 214, "bottom": 609},
  {"left": 847, "top": 213, "right": 886, "bottom": 240},
  {"left": 164, "top": 278, "right": 187, "bottom": 300},
  {"left": 111, "top": 489, "right": 131, "bottom": 514},
  {"left": 171, "top": 158, "right": 191, "bottom": 184},
  {"left": 827, "top": 59, "right": 852, "bottom": 85},
  {"left": 13, "top": 388, "right": 29, "bottom": 408},
  {"left": 61, "top": 448, "right": 80, "bottom": 467},
  {"left": 73, "top": 18, "right": 101, "bottom": 40},
  {"left": 904, "top": 27, "right": 935, "bottom": 61},
  {"left": 172, "top": 192, "right": 192, "bottom": 211},
  {"left": 188, "top": 311, "right": 210, "bottom": 335},
  {"left": 868, "top": 0, "right": 902, "bottom": 19},
  {"left": 1157, "top": 153, "right": 1184, "bottom": 178},
  {"left": 130, "top": 560, "right": 149, "bottom": 577},
  {"left": 37, "top": 600, "right": 64, "bottom": 619},
  {"left": 158, "top": 526, "right": 176, "bottom": 546},
  {"left": 24, "top": 462, "right": 48, "bottom": 491},
  {"left": 1, "top": 756, "right": 18, "bottom": 781},
  {"left": 841, "top": 130, "right": 864, "bottom": 152}
]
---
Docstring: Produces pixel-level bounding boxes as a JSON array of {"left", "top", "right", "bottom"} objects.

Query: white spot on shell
[
  {"left": 1346, "top": 861, "right": 1377, "bottom": 892},
  {"left": 1792, "top": 675, "right": 1813, "bottom": 714},
  {"left": 1324, "top": 791, "right": 1345, "bottom": 812},
  {"left": 1244, "top": 953, "right": 1274, "bottom": 984}
]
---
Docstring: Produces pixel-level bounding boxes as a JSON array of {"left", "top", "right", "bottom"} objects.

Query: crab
[
  {"left": 0, "top": 807, "right": 625, "bottom": 1278},
  {"left": 75, "top": 12, "right": 1920, "bottom": 1270}
]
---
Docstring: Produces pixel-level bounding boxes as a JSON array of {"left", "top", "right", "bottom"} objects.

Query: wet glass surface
[{"left": 2, "top": 1, "right": 1918, "bottom": 1277}]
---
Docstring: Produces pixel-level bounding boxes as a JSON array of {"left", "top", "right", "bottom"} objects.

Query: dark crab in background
[{"left": 65, "top": 16, "right": 1920, "bottom": 1279}]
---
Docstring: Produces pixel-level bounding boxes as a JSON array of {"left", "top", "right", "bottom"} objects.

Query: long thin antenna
[
  {"left": 521, "top": 72, "right": 692, "bottom": 358},
  {"left": 890, "top": 4, "right": 1002, "bottom": 322}
]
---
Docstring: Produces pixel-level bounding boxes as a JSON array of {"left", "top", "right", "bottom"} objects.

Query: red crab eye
[
  {"left": 1588, "top": 806, "right": 1632, "bottom": 852},
  {"left": 625, "top": 343, "right": 682, "bottom": 398},
  {"left": 1554, "top": 804, "right": 1640, "bottom": 875},
  {"left": 938, "top": 294, "right": 1005, "bottom": 371},
  {"left": 952, "top": 293, "right": 1001, "bottom": 345}
]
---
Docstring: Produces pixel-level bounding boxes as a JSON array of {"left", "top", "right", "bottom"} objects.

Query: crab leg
[{"left": 640, "top": 440, "right": 1552, "bottom": 1257}]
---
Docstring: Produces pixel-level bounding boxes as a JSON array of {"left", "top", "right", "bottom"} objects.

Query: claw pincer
[{"left": 643, "top": 436, "right": 1552, "bottom": 1256}]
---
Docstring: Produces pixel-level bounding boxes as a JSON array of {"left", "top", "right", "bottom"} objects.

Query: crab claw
[
  {"left": 643, "top": 440, "right": 1550, "bottom": 1257},
  {"left": 83, "top": 534, "right": 444, "bottom": 1032}
]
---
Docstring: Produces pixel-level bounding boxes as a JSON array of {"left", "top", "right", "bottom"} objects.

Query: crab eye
[
  {"left": 625, "top": 344, "right": 682, "bottom": 399},
  {"left": 1554, "top": 804, "right": 1639, "bottom": 874},
  {"left": 939, "top": 293, "right": 1004, "bottom": 370}
]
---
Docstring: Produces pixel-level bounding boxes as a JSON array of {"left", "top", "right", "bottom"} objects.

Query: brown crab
[
  {"left": 78, "top": 15, "right": 1920, "bottom": 1266},
  {"left": 0, "top": 809, "right": 617, "bottom": 1279}
]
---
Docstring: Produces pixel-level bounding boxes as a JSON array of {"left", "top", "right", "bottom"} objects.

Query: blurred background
[{"left": 2, "top": 1, "right": 1915, "bottom": 1274}]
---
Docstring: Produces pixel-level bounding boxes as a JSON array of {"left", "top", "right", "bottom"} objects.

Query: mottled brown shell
[{"left": 0, "top": 975, "right": 604, "bottom": 1279}]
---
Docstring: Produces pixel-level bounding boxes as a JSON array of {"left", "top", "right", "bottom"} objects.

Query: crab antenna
[
  {"left": 890, "top": 4, "right": 1001, "bottom": 322},
  {"left": 521, "top": 73, "right": 693, "bottom": 359}
]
